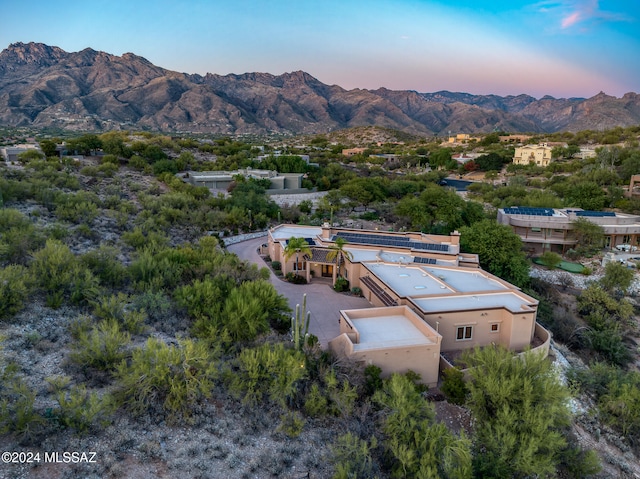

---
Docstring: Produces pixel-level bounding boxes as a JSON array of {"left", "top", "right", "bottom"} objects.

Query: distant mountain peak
[
  {"left": 0, "top": 41, "right": 67, "bottom": 68},
  {"left": 0, "top": 42, "right": 637, "bottom": 135}
]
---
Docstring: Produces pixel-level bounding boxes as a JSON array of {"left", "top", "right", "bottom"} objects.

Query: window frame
[{"left": 456, "top": 325, "right": 473, "bottom": 341}]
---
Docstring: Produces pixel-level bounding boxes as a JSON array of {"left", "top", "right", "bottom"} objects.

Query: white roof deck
[
  {"left": 351, "top": 314, "right": 435, "bottom": 350},
  {"left": 365, "top": 263, "right": 455, "bottom": 297},
  {"left": 270, "top": 225, "right": 322, "bottom": 241},
  {"left": 365, "top": 263, "right": 509, "bottom": 298},
  {"left": 421, "top": 266, "right": 509, "bottom": 292},
  {"left": 412, "top": 292, "right": 535, "bottom": 313}
]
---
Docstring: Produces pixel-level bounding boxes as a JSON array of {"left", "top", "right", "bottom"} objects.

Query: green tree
[
  {"left": 540, "top": 251, "right": 562, "bottom": 269},
  {"left": 600, "top": 261, "right": 634, "bottom": 294},
  {"left": 429, "top": 148, "right": 454, "bottom": 168},
  {"left": 566, "top": 182, "right": 607, "bottom": 210},
  {"left": 464, "top": 346, "right": 571, "bottom": 478},
  {"left": 459, "top": 220, "right": 530, "bottom": 287},
  {"left": 373, "top": 373, "right": 472, "bottom": 478},
  {"left": 571, "top": 218, "right": 604, "bottom": 255},
  {"left": 283, "top": 237, "right": 311, "bottom": 276},
  {"left": 39, "top": 139, "right": 58, "bottom": 158},
  {"left": 115, "top": 337, "right": 217, "bottom": 422}
]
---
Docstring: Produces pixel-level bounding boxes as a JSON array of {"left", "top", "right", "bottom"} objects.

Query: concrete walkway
[{"left": 227, "top": 236, "right": 371, "bottom": 346}]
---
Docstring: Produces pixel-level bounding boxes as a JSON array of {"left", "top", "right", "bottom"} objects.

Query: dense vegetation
[{"left": 1, "top": 124, "right": 640, "bottom": 476}]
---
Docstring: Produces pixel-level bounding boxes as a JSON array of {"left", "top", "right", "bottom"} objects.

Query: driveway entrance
[{"left": 227, "top": 236, "right": 371, "bottom": 346}]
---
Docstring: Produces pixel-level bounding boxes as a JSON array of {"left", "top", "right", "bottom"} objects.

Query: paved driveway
[{"left": 227, "top": 237, "right": 371, "bottom": 346}]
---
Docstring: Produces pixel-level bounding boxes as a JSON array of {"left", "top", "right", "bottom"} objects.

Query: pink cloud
[
  {"left": 561, "top": 11, "right": 581, "bottom": 28},
  {"left": 558, "top": 0, "right": 627, "bottom": 30}
]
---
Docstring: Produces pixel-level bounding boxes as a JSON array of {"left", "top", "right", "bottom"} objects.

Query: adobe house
[
  {"left": 329, "top": 306, "right": 442, "bottom": 387},
  {"left": 267, "top": 225, "right": 550, "bottom": 384}
]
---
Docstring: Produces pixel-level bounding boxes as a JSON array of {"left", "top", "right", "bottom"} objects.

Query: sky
[{"left": 0, "top": 0, "right": 638, "bottom": 99}]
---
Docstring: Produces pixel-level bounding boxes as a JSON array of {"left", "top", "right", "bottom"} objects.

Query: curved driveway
[{"left": 227, "top": 236, "right": 371, "bottom": 346}]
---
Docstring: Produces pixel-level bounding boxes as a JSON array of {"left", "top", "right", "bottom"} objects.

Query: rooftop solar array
[
  {"left": 334, "top": 232, "right": 449, "bottom": 252},
  {"left": 575, "top": 210, "right": 616, "bottom": 217},
  {"left": 285, "top": 238, "right": 316, "bottom": 245},
  {"left": 413, "top": 257, "right": 438, "bottom": 265},
  {"left": 503, "top": 207, "right": 554, "bottom": 216}
]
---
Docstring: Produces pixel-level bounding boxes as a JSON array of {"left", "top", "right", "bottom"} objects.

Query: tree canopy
[{"left": 459, "top": 219, "right": 530, "bottom": 287}]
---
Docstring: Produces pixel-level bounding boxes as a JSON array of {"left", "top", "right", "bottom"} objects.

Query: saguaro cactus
[{"left": 291, "top": 294, "right": 311, "bottom": 350}]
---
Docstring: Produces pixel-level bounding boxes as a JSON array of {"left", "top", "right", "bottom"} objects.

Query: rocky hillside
[{"left": 1, "top": 42, "right": 639, "bottom": 135}]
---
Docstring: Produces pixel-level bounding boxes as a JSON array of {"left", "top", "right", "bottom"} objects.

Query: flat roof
[
  {"left": 412, "top": 292, "right": 535, "bottom": 313},
  {"left": 351, "top": 314, "right": 435, "bottom": 350},
  {"left": 365, "top": 263, "right": 508, "bottom": 298},
  {"left": 270, "top": 225, "right": 322, "bottom": 241},
  {"left": 365, "top": 263, "right": 455, "bottom": 297},
  {"left": 420, "top": 266, "right": 508, "bottom": 293}
]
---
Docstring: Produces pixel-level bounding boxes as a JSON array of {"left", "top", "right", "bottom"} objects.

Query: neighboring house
[
  {"left": 267, "top": 224, "right": 550, "bottom": 386},
  {"left": 499, "top": 134, "right": 532, "bottom": 143},
  {"left": 452, "top": 152, "right": 481, "bottom": 164},
  {"left": 0, "top": 144, "right": 42, "bottom": 162},
  {"left": 448, "top": 133, "right": 470, "bottom": 144},
  {"left": 180, "top": 168, "right": 304, "bottom": 193},
  {"left": 497, "top": 206, "right": 640, "bottom": 253},
  {"left": 341, "top": 147, "right": 367, "bottom": 157},
  {"left": 513, "top": 144, "right": 553, "bottom": 167},
  {"left": 576, "top": 147, "right": 597, "bottom": 159},
  {"left": 626, "top": 175, "right": 640, "bottom": 198}
]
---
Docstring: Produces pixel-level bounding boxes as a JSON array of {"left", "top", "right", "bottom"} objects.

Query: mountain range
[{"left": 1, "top": 42, "right": 639, "bottom": 136}]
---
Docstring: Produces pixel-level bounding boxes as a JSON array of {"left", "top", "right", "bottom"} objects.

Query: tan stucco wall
[
  {"left": 420, "top": 306, "right": 536, "bottom": 353},
  {"left": 330, "top": 306, "right": 442, "bottom": 387}
]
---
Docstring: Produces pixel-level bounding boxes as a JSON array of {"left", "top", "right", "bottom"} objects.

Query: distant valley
[{"left": 1, "top": 41, "right": 639, "bottom": 135}]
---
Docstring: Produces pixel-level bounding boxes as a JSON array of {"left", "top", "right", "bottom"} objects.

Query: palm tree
[
  {"left": 326, "top": 237, "right": 353, "bottom": 281},
  {"left": 283, "top": 237, "right": 311, "bottom": 276}
]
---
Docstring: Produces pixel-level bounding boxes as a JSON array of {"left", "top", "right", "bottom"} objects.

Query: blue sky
[{"left": 1, "top": 0, "right": 637, "bottom": 98}]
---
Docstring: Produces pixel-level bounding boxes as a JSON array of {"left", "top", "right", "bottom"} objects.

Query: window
[
  {"left": 293, "top": 261, "right": 304, "bottom": 271},
  {"left": 490, "top": 323, "right": 500, "bottom": 333},
  {"left": 531, "top": 227, "right": 541, "bottom": 232},
  {"left": 456, "top": 326, "right": 473, "bottom": 341}
]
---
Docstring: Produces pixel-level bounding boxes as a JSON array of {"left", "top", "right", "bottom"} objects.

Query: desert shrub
[
  {"left": 101, "top": 154, "right": 120, "bottom": 165},
  {"left": 31, "top": 239, "right": 98, "bottom": 307},
  {"left": 92, "top": 293, "right": 147, "bottom": 334},
  {"left": 69, "top": 320, "right": 131, "bottom": 371},
  {"left": 285, "top": 272, "right": 307, "bottom": 284},
  {"left": 332, "top": 433, "right": 378, "bottom": 479},
  {"left": 540, "top": 251, "right": 562, "bottom": 269},
  {"left": 115, "top": 337, "right": 218, "bottom": 422},
  {"left": 373, "top": 373, "right": 472, "bottom": 478},
  {"left": 441, "top": 367, "right": 469, "bottom": 405},
  {"left": 219, "top": 286, "right": 271, "bottom": 340},
  {"left": 364, "top": 364, "right": 383, "bottom": 396},
  {"left": 53, "top": 384, "right": 114, "bottom": 434},
  {"left": 271, "top": 261, "right": 281, "bottom": 271},
  {"left": 276, "top": 410, "right": 305, "bottom": 438},
  {"left": 228, "top": 343, "right": 307, "bottom": 408},
  {"left": 175, "top": 276, "right": 233, "bottom": 321},
  {"left": 304, "top": 383, "right": 329, "bottom": 417},
  {"left": 0, "top": 371, "right": 45, "bottom": 440},
  {"left": 350, "top": 286, "right": 363, "bottom": 296},
  {"left": 585, "top": 329, "right": 631, "bottom": 366},
  {"left": 128, "top": 155, "right": 147, "bottom": 170},
  {"left": 0, "top": 212, "right": 44, "bottom": 264},
  {"left": 324, "top": 369, "right": 358, "bottom": 417},
  {"left": 122, "top": 227, "right": 169, "bottom": 251},
  {"left": 0, "top": 265, "right": 32, "bottom": 320},
  {"left": 97, "top": 162, "right": 118, "bottom": 177},
  {"left": 55, "top": 192, "right": 100, "bottom": 224},
  {"left": 132, "top": 291, "right": 173, "bottom": 321},
  {"left": 333, "top": 276, "right": 349, "bottom": 292},
  {"left": 152, "top": 159, "right": 178, "bottom": 175},
  {"left": 81, "top": 245, "right": 128, "bottom": 288}
]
